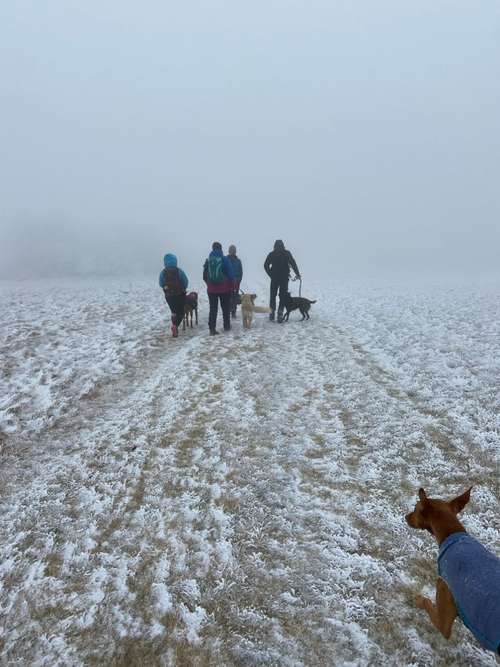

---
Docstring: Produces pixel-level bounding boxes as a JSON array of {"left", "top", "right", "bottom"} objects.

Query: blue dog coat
[{"left": 438, "top": 532, "right": 500, "bottom": 652}]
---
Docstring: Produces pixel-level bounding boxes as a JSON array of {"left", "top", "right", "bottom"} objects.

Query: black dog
[
  {"left": 183, "top": 291, "right": 198, "bottom": 329},
  {"left": 283, "top": 292, "right": 316, "bottom": 321}
]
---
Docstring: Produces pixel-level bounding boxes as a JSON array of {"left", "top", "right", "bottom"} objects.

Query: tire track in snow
[{"left": 0, "top": 328, "right": 215, "bottom": 664}]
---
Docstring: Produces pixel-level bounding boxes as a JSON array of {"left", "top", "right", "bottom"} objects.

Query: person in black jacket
[{"left": 264, "top": 240, "right": 300, "bottom": 322}]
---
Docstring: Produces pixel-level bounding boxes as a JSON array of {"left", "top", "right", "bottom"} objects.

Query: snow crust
[{"left": 0, "top": 277, "right": 498, "bottom": 665}]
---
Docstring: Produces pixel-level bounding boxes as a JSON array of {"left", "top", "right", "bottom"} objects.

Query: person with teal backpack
[{"left": 203, "top": 242, "right": 235, "bottom": 335}]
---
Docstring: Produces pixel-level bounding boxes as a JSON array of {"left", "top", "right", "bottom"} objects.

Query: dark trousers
[
  {"left": 165, "top": 293, "right": 186, "bottom": 326},
  {"left": 208, "top": 292, "right": 231, "bottom": 332},
  {"left": 231, "top": 281, "right": 241, "bottom": 317},
  {"left": 270, "top": 279, "right": 289, "bottom": 312}
]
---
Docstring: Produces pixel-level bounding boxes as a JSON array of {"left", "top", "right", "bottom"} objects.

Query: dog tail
[
  {"left": 308, "top": 300, "right": 317, "bottom": 304},
  {"left": 253, "top": 306, "right": 272, "bottom": 314}
]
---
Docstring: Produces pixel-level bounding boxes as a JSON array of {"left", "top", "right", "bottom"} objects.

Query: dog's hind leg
[{"left": 416, "top": 578, "right": 457, "bottom": 639}]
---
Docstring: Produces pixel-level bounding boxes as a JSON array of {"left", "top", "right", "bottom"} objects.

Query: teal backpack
[{"left": 208, "top": 255, "right": 224, "bottom": 283}]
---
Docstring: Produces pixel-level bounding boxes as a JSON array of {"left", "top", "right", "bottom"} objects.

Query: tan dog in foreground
[
  {"left": 406, "top": 487, "right": 500, "bottom": 654},
  {"left": 240, "top": 294, "right": 271, "bottom": 329}
]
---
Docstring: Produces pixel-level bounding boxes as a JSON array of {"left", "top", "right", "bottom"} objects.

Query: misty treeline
[{"left": 0, "top": 219, "right": 176, "bottom": 279}]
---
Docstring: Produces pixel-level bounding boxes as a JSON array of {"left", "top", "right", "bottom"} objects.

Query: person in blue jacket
[
  {"left": 203, "top": 242, "right": 235, "bottom": 335},
  {"left": 159, "top": 253, "right": 189, "bottom": 338},
  {"left": 226, "top": 244, "right": 243, "bottom": 318}
]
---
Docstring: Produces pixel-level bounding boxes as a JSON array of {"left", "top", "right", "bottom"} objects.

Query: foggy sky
[{"left": 1, "top": 1, "right": 499, "bottom": 281}]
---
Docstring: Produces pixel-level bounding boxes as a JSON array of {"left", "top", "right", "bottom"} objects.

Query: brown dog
[
  {"left": 183, "top": 292, "right": 198, "bottom": 330},
  {"left": 406, "top": 487, "right": 500, "bottom": 653}
]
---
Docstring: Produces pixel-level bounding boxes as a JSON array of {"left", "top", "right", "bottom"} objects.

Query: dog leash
[{"left": 290, "top": 275, "right": 302, "bottom": 298}]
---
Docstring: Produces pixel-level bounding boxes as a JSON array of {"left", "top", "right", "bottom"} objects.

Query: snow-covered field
[{"left": 0, "top": 277, "right": 499, "bottom": 666}]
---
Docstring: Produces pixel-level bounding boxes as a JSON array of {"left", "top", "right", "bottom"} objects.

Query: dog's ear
[
  {"left": 448, "top": 486, "right": 472, "bottom": 515},
  {"left": 418, "top": 488, "right": 429, "bottom": 505},
  {"left": 251, "top": 293, "right": 257, "bottom": 300}
]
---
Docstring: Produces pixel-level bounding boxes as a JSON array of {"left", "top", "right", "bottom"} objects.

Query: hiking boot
[
  {"left": 277, "top": 309, "right": 284, "bottom": 323},
  {"left": 171, "top": 324, "right": 178, "bottom": 338},
  {"left": 269, "top": 310, "right": 275, "bottom": 321},
  {"left": 210, "top": 330, "right": 219, "bottom": 336}
]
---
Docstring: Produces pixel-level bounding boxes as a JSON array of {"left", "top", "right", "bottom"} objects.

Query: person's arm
[
  {"left": 264, "top": 253, "right": 272, "bottom": 278},
  {"left": 288, "top": 252, "right": 300, "bottom": 278},
  {"left": 203, "top": 260, "right": 208, "bottom": 284},
  {"left": 159, "top": 270, "right": 165, "bottom": 288},
  {"left": 179, "top": 269, "right": 189, "bottom": 290},
  {"left": 238, "top": 258, "right": 243, "bottom": 281}
]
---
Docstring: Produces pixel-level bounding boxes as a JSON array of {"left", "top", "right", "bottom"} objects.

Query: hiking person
[
  {"left": 226, "top": 244, "right": 243, "bottom": 319},
  {"left": 203, "top": 242, "right": 235, "bottom": 335},
  {"left": 264, "top": 239, "right": 301, "bottom": 323},
  {"left": 159, "top": 253, "right": 189, "bottom": 338}
]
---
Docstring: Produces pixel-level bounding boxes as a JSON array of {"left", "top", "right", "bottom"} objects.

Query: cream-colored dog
[{"left": 240, "top": 293, "right": 272, "bottom": 329}]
